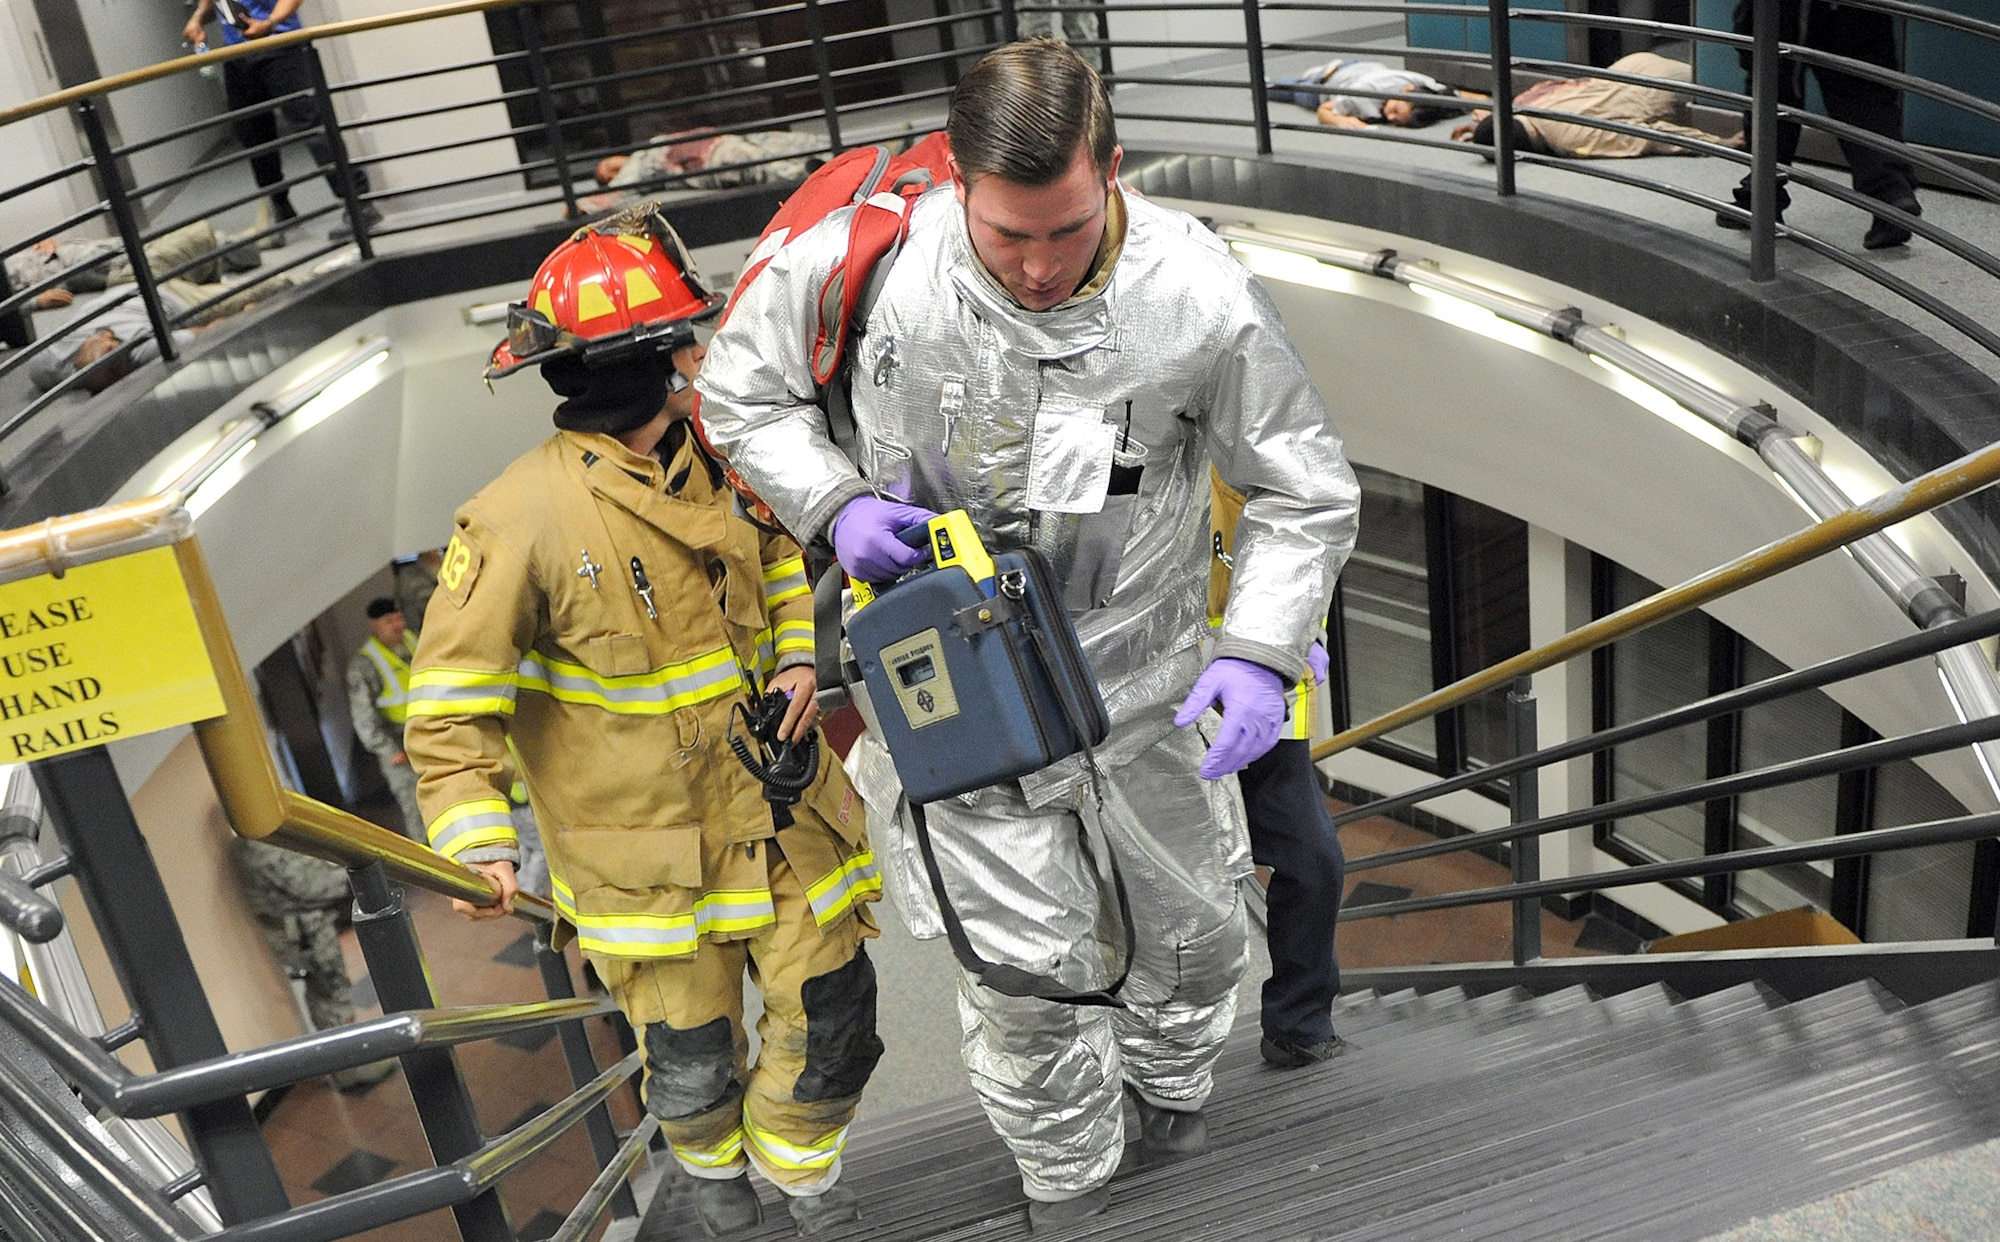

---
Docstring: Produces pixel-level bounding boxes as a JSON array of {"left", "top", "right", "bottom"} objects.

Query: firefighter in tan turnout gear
[{"left": 403, "top": 207, "right": 883, "bottom": 1239}]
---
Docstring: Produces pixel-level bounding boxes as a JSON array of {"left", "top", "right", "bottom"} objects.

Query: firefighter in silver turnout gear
[{"left": 696, "top": 40, "right": 1360, "bottom": 1223}]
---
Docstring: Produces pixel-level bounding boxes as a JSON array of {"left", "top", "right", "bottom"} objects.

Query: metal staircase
[{"left": 631, "top": 977, "right": 2000, "bottom": 1241}]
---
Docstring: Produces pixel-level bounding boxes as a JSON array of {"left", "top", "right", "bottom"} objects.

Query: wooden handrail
[
  {"left": 0, "top": 0, "right": 533, "bottom": 129},
  {"left": 1314, "top": 434, "right": 2000, "bottom": 761}
]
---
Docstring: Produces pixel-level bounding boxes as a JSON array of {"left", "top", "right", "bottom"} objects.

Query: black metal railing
[
  {"left": 3, "top": 1, "right": 1999, "bottom": 1236},
  {"left": 0, "top": 0, "right": 1989, "bottom": 486}
]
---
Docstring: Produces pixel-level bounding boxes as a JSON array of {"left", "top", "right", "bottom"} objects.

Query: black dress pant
[
  {"left": 1732, "top": 0, "right": 1917, "bottom": 208},
  {"left": 1240, "top": 737, "right": 1345, "bottom": 1046},
  {"left": 222, "top": 45, "right": 371, "bottom": 210}
]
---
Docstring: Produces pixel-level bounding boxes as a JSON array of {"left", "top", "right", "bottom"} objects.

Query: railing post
[
  {"left": 1506, "top": 676, "right": 1542, "bottom": 965},
  {"left": 30, "top": 748, "right": 289, "bottom": 1224},
  {"left": 74, "top": 98, "right": 180, "bottom": 364},
  {"left": 348, "top": 860, "right": 514, "bottom": 1241},
  {"left": 803, "top": 0, "right": 846, "bottom": 156},
  {"left": 518, "top": 6, "right": 582, "bottom": 218},
  {"left": 1241, "top": 0, "right": 1272, "bottom": 156},
  {"left": 1000, "top": 0, "right": 1020, "bottom": 45},
  {"left": 1748, "top": 0, "right": 1780, "bottom": 281},
  {"left": 1487, "top": 0, "right": 1516, "bottom": 196},
  {"left": 534, "top": 935, "right": 638, "bottom": 1220},
  {"left": 303, "top": 48, "right": 374, "bottom": 259}
]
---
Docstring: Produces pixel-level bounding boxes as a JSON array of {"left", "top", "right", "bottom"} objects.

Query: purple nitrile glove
[
  {"left": 831, "top": 496, "right": 939, "bottom": 583},
  {"left": 1174, "top": 657, "right": 1288, "bottom": 780},
  {"left": 1307, "top": 640, "right": 1329, "bottom": 687}
]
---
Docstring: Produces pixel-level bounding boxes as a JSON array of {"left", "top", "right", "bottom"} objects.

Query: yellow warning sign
[{"left": 0, "top": 544, "right": 223, "bottom": 760}]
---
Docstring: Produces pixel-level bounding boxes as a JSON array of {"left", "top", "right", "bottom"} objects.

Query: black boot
[
  {"left": 1026, "top": 1185, "right": 1110, "bottom": 1234},
  {"left": 1863, "top": 196, "right": 1921, "bottom": 250},
  {"left": 1125, "top": 1085, "right": 1207, "bottom": 1163},
  {"left": 785, "top": 1182, "right": 861, "bottom": 1236},
  {"left": 1261, "top": 1032, "right": 1346, "bottom": 1069},
  {"left": 635, "top": 1172, "right": 763, "bottom": 1241}
]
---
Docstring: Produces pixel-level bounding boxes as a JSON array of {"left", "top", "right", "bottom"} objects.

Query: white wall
[
  {"left": 0, "top": 2, "right": 91, "bottom": 248},
  {"left": 315, "top": 1, "right": 526, "bottom": 220},
  {"left": 75, "top": 0, "right": 228, "bottom": 220}
]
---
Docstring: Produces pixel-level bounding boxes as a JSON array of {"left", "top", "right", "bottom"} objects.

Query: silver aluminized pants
[{"left": 921, "top": 721, "right": 1250, "bottom": 1200}]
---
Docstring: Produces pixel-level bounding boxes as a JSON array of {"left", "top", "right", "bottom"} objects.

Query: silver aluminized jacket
[{"left": 698, "top": 184, "right": 1359, "bottom": 1199}]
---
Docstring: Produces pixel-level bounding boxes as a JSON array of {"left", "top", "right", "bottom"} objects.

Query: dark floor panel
[{"left": 309, "top": 1148, "right": 399, "bottom": 1197}]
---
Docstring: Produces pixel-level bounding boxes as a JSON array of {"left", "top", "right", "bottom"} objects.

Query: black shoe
[
  {"left": 329, "top": 203, "right": 384, "bottom": 242},
  {"left": 786, "top": 1182, "right": 861, "bottom": 1236},
  {"left": 1864, "top": 197, "right": 1921, "bottom": 250},
  {"left": 1125, "top": 1086, "right": 1207, "bottom": 1164},
  {"left": 1026, "top": 1185, "right": 1110, "bottom": 1233},
  {"left": 695, "top": 1175, "right": 764, "bottom": 1237},
  {"left": 1261, "top": 1034, "right": 1346, "bottom": 1069}
]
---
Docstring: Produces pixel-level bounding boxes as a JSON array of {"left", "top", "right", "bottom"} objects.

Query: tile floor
[{"left": 252, "top": 792, "right": 1616, "bottom": 1239}]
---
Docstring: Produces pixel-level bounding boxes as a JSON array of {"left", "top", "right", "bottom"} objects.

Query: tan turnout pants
[{"left": 593, "top": 844, "right": 881, "bottom": 1192}]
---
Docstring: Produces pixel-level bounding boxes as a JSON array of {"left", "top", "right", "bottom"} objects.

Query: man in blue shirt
[{"left": 182, "top": 1, "right": 379, "bottom": 242}]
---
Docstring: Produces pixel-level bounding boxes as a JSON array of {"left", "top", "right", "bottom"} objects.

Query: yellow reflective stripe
[
  {"left": 1285, "top": 680, "right": 1312, "bottom": 741},
  {"left": 673, "top": 1127, "right": 746, "bottom": 1168},
  {"left": 517, "top": 647, "right": 743, "bottom": 715},
  {"left": 773, "top": 618, "right": 814, "bottom": 657},
  {"left": 743, "top": 1115, "right": 847, "bottom": 1173},
  {"left": 804, "top": 850, "right": 882, "bottom": 927},
  {"left": 763, "top": 556, "right": 809, "bottom": 606},
  {"left": 753, "top": 632, "right": 777, "bottom": 680},
  {"left": 407, "top": 666, "right": 519, "bottom": 717},
  {"left": 429, "top": 798, "right": 516, "bottom": 858},
  {"left": 556, "top": 885, "right": 779, "bottom": 958}
]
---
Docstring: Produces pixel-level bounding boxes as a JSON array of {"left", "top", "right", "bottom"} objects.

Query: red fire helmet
[{"left": 485, "top": 203, "right": 723, "bottom": 380}]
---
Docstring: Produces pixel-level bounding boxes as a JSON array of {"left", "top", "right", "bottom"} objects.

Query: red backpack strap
[{"left": 811, "top": 189, "right": 914, "bottom": 385}]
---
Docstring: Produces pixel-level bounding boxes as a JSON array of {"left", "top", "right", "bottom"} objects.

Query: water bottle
[{"left": 187, "top": 38, "right": 218, "bottom": 80}]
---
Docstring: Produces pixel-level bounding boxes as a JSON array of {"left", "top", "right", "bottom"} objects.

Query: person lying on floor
[
  {"left": 28, "top": 265, "right": 300, "bottom": 396},
  {"left": 5, "top": 219, "right": 259, "bottom": 311},
  {"left": 583, "top": 128, "right": 827, "bottom": 210},
  {"left": 1451, "top": 51, "right": 1741, "bottom": 158},
  {"left": 1266, "top": 58, "right": 1481, "bottom": 128}
]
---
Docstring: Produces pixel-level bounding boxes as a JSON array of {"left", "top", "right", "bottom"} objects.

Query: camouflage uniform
[
  {"left": 395, "top": 556, "right": 440, "bottom": 636},
  {"left": 1018, "top": 5, "right": 1105, "bottom": 69},
  {"left": 592, "top": 130, "right": 824, "bottom": 210},
  {"left": 232, "top": 838, "right": 354, "bottom": 1030}
]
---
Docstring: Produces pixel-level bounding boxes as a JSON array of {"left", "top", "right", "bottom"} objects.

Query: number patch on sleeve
[{"left": 439, "top": 530, "right": 482, "bottom": 606}]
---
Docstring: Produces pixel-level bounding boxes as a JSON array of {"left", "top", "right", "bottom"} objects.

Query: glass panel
[
  {"left": 1449, "top": 494, "right": 1530, "bottom": 768},
  {"left": 1866, "top": 760, "right": 1973, "bottom": 941},
  {"left": 1733, "top": 644, "right": 1839, "bottom": 916},
  {"left": 1603, "top": 565, "right": 1708, "bottom": 865},
  {"left": 1339, "top": 467, "right": 1435, "bottom": 758}
]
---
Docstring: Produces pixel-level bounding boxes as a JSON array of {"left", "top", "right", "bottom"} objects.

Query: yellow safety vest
[{"left": 361, "top": 635, "right": 414, "bottom": 724}]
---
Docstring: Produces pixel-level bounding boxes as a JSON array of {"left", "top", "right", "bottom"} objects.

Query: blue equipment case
[{"left": 846, "top": 513, "right": 1109, "bottom": 804}]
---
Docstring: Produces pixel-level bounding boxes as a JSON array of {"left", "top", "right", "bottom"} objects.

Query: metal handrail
[
  {"left": 0, "top": 0, "right": 536, "bottom": 129},
  {"left": 0, "top": 968, "right": 614, "bottom": 1119},
  {"left": 1313, "top": 433, "right": 2000, "bottom": 760},
  {"left": 1341, "top": 804, "right": 2000, "bottom": 923},
  {"left": 1333, "top": 608, "right": 2000, "bottom": 828},
  {"left": 1352, "top": 709, "right": 2000, "bottom": 876},
  {"left": 204, "top": 1049, "right": 642, "bottom": 1242}
]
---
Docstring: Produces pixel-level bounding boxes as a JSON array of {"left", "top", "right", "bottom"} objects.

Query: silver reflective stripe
[
  {"left": 807, "top": 854, "right": 882, "bottom": 925},
  {"left": 517, "top": 651, "right": 742, "bottom": 711},
  {"left": 431, "top": 805, "right": 515, "bottom": 856}
]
